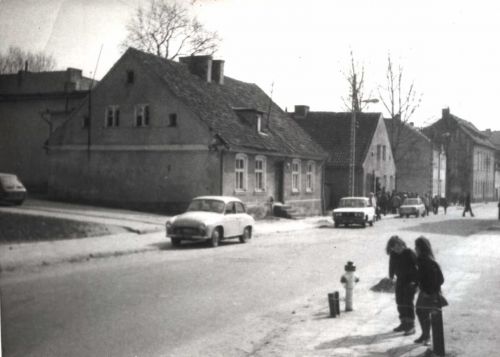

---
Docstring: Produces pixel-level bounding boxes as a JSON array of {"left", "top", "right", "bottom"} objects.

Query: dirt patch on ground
[{"left": 0, "top": 212, "right": 126, "bottom": 243}]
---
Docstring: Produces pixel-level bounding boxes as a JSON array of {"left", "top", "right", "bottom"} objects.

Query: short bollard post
[
  {"left": 328, "top": 291, "right": 340, "bottom": 317},
  {"left": 340, "top": 261, "right": 359, "bottom": 312},
  {"left": 431, "top": 309, "right": 445, "bottom": 356}
]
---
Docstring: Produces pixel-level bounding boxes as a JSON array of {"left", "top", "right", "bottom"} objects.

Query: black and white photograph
[{"left": 1, "top": 0, "right": 500, "bottom": 356}]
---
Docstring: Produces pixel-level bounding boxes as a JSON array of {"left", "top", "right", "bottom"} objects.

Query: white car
[
  {"left": 166, "top": 196, "right": 255, "bottom": 247},
  {"left": 332, "top": 197, "right": 375, "bottom": 228},
  {"left": 399, "top": 197, "right": 426, "bottom": 218}
]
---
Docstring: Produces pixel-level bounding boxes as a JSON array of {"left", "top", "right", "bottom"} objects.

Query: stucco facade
[
  {"left": 0, "top": 68, "right": 92, "bottom": 191},
  {"left": 424, "top": 108, "right": 495, "bottom": 202},
  {"left": 49, "top": 49, "right": 326, "bottom": 216}
]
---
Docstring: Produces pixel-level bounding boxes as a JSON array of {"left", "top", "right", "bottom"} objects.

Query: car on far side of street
[
  {"left": 399, "top": 197, "right": 426, "bottom": 218},
  {"left": 332, "top": 197, "right": 375, "bottom": 228},
  {"left": 165, "top": 196, "right": 255, "bottom": 248},
  {"left": 0, "top": 173, "right": 27, "bottom": 205}
]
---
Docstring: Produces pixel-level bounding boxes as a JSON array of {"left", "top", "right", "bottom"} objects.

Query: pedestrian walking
[
  {"left": 441, "top": 196, "right": 448, "bottom": 215},
  {"left": 386, "top": 236, "right": 418, "bottom": 336},
  {"left": 462, "top": 192, "right": 474, "bottom": 217},
  {"left": 432, "top": 195, "right": 439, "bottom": 215},
  {"left": 414, "top": 236, "right": 446, "bottom": 345}
]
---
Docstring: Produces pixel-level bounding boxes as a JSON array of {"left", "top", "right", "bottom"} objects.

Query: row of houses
[{"left": 1, "top": 48, "right": 499, "bottom": 217}]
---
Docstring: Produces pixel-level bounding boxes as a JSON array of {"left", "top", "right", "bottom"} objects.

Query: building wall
[
  {"left": 0, "top": 95, "right": 85, "bottom": 191},
  {"left": 362, "top": 118, "right": 396, "bottom": 195},
  {"left": 49, "top": 149, "right": 220, "bottom": 212},
  {"left": 445, "top": 129, "right": 474, "bottom": 203},
  {"left": 472, "top": 146, "right": 495, "bottom": 201},
  {"left": 431, "top": 149, "right": 447, "bottom": 197},
  {"left": 221, "top": 152, "right": 323, "bottom": 216}
]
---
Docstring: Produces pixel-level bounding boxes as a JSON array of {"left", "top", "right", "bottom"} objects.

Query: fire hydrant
[{"left": 340, "top": 261, "right": 359, "bottom": 311}]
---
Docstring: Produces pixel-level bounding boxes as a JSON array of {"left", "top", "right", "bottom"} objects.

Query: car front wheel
[
  {"left": 210, "top": 228, "right": 221, "bottom": 247},
  {"left": 239, "top": 227, "right": 251, "bottom": 243}
]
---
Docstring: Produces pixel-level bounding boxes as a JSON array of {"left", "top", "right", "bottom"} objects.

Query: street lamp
[{"left": 349, "top": 96, "right": 379, "bottom": 196}]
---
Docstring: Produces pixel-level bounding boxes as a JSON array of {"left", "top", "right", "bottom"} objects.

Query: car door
[
  {"left": 223, "top": 202, "right": 238, "bottom": 237},
  {"left": 234, "top": 201, "right": 247, "bottom": 234}
]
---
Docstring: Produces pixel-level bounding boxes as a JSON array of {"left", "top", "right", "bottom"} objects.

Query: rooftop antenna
[
  {"left": 265, "top": 81, "right": 275, "bottom": 128},
  {"left": 87, "top": 44, "right": 103, "bottom": 159}
]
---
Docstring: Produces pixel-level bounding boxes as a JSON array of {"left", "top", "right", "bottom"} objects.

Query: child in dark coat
[
  {"left": 386, "top": 235, "right": 418, "bottom": 335},
  {"left": 414, "top": 236, "right": 445, "bottom": 345}
]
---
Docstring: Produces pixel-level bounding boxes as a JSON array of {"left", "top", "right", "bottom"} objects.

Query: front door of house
[{"left": 274, "top": 161, "right": 284, "bottom": 203}]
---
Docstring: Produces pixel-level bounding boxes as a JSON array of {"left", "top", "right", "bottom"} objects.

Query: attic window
[
  {"left": 127, "top": 70, "right": 134, "bottom": 84},
  {"left": 168, "top": 113, "right": 177, "bottom": 127}
]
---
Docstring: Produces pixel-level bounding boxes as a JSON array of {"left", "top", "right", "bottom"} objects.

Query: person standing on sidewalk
[
  {"left": 414, "top": 236, "right": 445, "bottom": 345},
  {"left": 386, "top": 236, "right": 418, "bottom": 336},
  {"left": 462, "top": 192, "right": 474, "bottom": 217}
]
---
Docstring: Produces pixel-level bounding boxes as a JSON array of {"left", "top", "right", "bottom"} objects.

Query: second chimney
[
  {"left": 294, "top": 105, "right": 310, "bottom": 119},
  {"left": 179, "top": 55, "right": 213, "bottom": 83}
]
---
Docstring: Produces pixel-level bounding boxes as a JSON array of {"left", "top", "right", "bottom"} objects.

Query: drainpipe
[{"left": 220, "top": 149, "right": 224, "bottom": 195}]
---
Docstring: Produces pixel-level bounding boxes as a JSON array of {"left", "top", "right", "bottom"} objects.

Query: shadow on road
[
  {"left": 314, "top": 331, "right": 427, "bottom": 357},
  {"left": 402, "top": 219, "right": 498, "bottom": 237},
  {"left": 150, "top": 240, "right": 242, "bottom": 251}
]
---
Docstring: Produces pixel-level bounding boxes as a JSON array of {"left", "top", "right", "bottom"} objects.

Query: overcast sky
[{"left": 1, "top": 0, "right": 499, "bottom": 130}]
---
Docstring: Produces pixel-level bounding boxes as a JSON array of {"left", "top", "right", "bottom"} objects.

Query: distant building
[
  {"left": 385, "top": 118, "right": 446, "bottom": 197},
  {"left": 0, "top": 68, "right": 93, "bottom": 191},
  {"left": 48, "top": 48, "right": 327, "bottom": 216},
  {"left": 293, "top": 107, "right": 395, "bottom": 208},
  {"left": 483, "top": 129, "right": 500, "bottom": 200},
  {"left": 423, "top": 108, "right": 496, "bottom": 202}
]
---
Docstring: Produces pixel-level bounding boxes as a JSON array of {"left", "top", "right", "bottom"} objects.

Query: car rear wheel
[
  {"left": 416, "top": 211, "right": 420, "bottom": 217},
  {"left": 334, "top": 222, "right": 339, "bottom": 228},
  {"left": 239, "top": 227, "right": 251, "bottom": 243},
  {"left": 210, "top": 228, "right": 221, "bottom": 248},
  {"left": 171, "top": 238, "right": 181, "bottom": 247}
]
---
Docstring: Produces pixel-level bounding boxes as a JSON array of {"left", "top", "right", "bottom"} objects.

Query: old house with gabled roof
[
  {"left": 385, "top": 118, "right": 446, "bottom": 198},
  {"left": 0, "top": 67, "right": 93, "bottom": 191},
  {"left": 423, "top": 108, "right": 496, "bottom": 202},
  {"left": 292, "top": 106, "right": 396, "bottom": 208},
  {"left": 48, "top": 48, "right": 327, "bottom": 216}
]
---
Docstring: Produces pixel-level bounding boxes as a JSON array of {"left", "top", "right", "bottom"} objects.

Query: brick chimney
[
  {"left": 211, "top": 60, "right": 224, "bottom": 85},
  {"left": 442, "top": 107, "right": 450, "bottom": 119},
  {"left": 294, "top": 105, "right": 309, "bottom": 119},
  {"left": 179, "top": 55, "right": 213, "bottom": 83}
]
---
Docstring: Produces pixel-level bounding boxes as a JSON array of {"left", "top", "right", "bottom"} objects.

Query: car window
[
  {"left": 225, "top": 202, "right": 235, "bottom": 214},
  {"left": 404, "top": 199, "right": 419, "bottom": 205},
  {"left": 234, "top": 202, "right": 245, "bottom": 213},
  {"left": 339, "top": 199, "right": 366, "bottom": 208},
  {"left": 187, "top": 199, "right": 225, "bottom": 213}
]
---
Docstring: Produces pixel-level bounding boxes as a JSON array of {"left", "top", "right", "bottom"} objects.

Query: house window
[
  {"left": 382, "top": 145, "right": 386, "bottom": 160},
  {"left": 291, "top": 159, "right": 301, "bottom": 193},
  {"left": 383, "top": 175, "right": 387, "bottom": 190},
  {"left": 306, "top": 161, "right": 315, "bottom": 192},
  {"left": 135, "top": 104, "right": 150, "bottom": 127},
  {"left": 168, "top": 113, "right": 177, "bottom": 127},
  {"left": 255, "top": 155, "right": 266, "bottom": 192},
  {"left": 104, "top": 105, "right": 120, "bottom": 127},
  {"left": 377, "top": 145, "right": 381, "bottom": 161},
  {"left": 82, "top": 115, "right": 89, "bottom": 128},
  {"left": 235, "top": 154, "right": 248, "bottom": 192},
  {"left": 126, "top": 70, "right": 134, "bottom": 84}
]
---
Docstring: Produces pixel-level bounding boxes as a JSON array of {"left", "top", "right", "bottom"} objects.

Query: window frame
[
  {"left": 135, "top": 104, "right": 150, "bottom": 127},
  {"left": 254, "top": 155, "right": 267, "bottom": 192},
  {"left": 305, "top": 160, "right": 315, "bottom": 193},
  {"left": 235, "top": 153, "right": 248, "bottom": 192},
  {"left": 291, "top": 159, "right": 301, "bottom": 193},
  {"left": 104, "top": 105, "right": 120, "bottom": 128}
]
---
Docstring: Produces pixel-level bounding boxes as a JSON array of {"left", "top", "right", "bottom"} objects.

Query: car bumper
[
  {"left": 0, "top": 191, "right": 26, "bottom": 202},
  {"left": 166, "top": 227, "right": 210, "bottom": 240},
  {"left": 333, "top": 216, "right": 365, "bottom": 224}
]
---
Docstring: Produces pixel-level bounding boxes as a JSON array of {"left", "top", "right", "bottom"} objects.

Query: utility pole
[{"left": 349, "top": 74, "right": 357, "bottom": 196}]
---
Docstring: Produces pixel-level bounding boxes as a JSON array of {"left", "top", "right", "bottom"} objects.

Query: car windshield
[
  {"left": 186, "top": 199, "right": 225, "bottom": 213},
  {"left": 339, "top": 199, "right": 367, "bottom": 208},
  {"left": 404, "top": 199, "right": 419, "bottom": 205},
  {"left": 0, "top": 175, "right": 21, "bottom": 187}
]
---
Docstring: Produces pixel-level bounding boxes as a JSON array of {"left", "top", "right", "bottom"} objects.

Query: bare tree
[
  {"left": 378, "top": 54, "right": 422, "bottom": 166},
  {"left": 342, "top": 51, "right": 374, "bottom": 112},
  {"left": 0, "top": 46, "right": 57, "bottom": 74},
  {"left": 122, "top": 0, "right": 220, "bottom": 60}
]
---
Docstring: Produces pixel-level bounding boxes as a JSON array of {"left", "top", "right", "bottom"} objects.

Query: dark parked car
[{"left": 0, "top": 173, "right": 27, "bottom": 205}]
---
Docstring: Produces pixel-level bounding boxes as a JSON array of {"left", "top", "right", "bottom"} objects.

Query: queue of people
[{"left": 386, "top": 235, "right": 447, "bottom": 346}]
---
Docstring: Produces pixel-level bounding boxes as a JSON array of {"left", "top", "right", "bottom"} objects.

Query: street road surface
[{"left": 1, "top": 205, "right": 499, "bottom": 356}]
